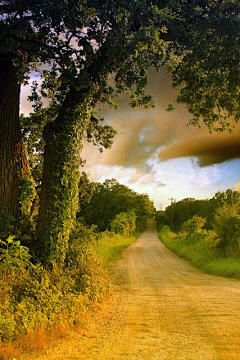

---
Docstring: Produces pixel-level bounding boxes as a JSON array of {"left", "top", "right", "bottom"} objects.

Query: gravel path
[{"left": 32, "top": 221, "right": 240, "bottom": 360}]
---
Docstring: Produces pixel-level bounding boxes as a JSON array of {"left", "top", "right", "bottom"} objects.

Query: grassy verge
[
  {"left": 159, "top": 225, "right": 240, "bottom": 279},
  {"left": 96, "top": 231, "right": 139, "bottom": 265}
]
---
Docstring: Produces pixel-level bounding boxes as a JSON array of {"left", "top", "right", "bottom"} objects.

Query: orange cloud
[{"left": 96, "top": 69, "right": 240, "bottom": 169}]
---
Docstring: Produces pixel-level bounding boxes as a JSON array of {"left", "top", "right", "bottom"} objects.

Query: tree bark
[{"left": 0, "top": 55, "right": 31, "bottom": 227}]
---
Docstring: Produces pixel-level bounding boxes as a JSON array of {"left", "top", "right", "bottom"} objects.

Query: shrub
[
  {"left": 214, "top": 202, "right": 240, "bottom": 257},
  {"left": 110, "top": 211, "right": 136, "bottom": 237},
  {"left": 0, "top": 219, "right": 137, "bottom": 351},
  {"left": 0, "top": 223, "right": 110, "bottom": 342},
  {"left": 181, "top": 215, "right": 206, "bottom": 234}
]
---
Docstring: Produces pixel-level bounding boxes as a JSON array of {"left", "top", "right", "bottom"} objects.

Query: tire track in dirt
[{"left": 32, "top": 221, "right": 240, "bottom": 360}]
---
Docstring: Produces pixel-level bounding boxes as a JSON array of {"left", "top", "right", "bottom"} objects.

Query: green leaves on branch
[
  {"left": 110, "top": 211, "right": 137, "bottom": 237},
  {"left": 167, "top": 0, "right": 240, "bottom": 131}
]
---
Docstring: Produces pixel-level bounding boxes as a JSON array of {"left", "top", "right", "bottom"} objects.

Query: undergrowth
[
  {"left": 0, "top": 222, "right": 137, "bottom": 360},
  {"left": 159, "top": 225, "right": 240, "bottom": 279}
]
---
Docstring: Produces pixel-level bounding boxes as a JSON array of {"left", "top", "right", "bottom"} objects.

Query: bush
[
  {"left": 214, "top": 202, "right": 240, "bottom": 257},
  {"left": 110, "top": 211, "right": 136, "bottom": 237},
  {"left": 0, "top": 224, "right": 110, "bottom": 342},
  {"left": 181, "top": 215, "right": 206, "bottom": 234},
  {"left": 0, "top": 220, "right": 137, "bottom": 344},
  {"left": 0, "top": 210, "right": 14, "bottom": 241},
  {"left": 65, "top": 222, "right": 110, "bottom": 302}
]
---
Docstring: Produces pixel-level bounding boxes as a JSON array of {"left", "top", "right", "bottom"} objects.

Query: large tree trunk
[
  {"left": 0, "top": 55, "right": 32, "bottom": 229},
  {"left": 35, "top": 89, "right": 89, "bottom": 266}
]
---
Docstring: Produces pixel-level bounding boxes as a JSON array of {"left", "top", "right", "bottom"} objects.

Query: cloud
[
  {"left": 88, "top": 69, "right": 193, "bottom": 168},
  {"left": 138, "top": 175, "right": 166, "bottom": 189},
  {"left": 93, "top": 69, "right": 240, "bottom": 169},
  {"left": 158, "top": 126, "right": 240, "bottom": 166},
  {"left": 235, "top": 182, "right": 240, "bottom": 192}
]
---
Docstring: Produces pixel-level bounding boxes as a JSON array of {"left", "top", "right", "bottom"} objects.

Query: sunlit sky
[{"left": 21, "top": 70, "right": 240, "bottom": 210}]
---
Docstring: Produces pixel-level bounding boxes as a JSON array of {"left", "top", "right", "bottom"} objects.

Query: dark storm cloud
[{"left": 158, "top": 127, "right": 240, "bottom": 166}]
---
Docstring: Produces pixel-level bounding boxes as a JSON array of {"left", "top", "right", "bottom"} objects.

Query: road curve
[{"left": 33, "top": 221, "right": 240, "bottom": 360}]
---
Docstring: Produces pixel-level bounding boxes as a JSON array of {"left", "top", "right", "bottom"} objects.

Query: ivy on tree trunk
[{"left": 35, "top": 89, "right": 91, "bottom": 265}]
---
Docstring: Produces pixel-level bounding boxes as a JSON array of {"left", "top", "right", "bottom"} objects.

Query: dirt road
[{"left": 34, "top": 221, "right": 240, "bottom": 360}]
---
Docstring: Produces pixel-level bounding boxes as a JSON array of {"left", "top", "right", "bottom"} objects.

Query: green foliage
[
  {"left": 95, "top": 231, "right": 137, "bottom": 264},
  {"left": 78, "top": 172, "right": 95, "bottom": 210},
  {"left": 65, "top": 222, "right": 110, "bottom": 302},
  {"left": 0, "top": 209, "right": 14, "bottom": 241},
  {"left": 165, "top": 197, "right": 208, "bottom": 231},
  {"left": 1, "top": 0, "right": 239, "bottom": 266},
  {"left": 18, "top": 177, "right": 37, "bottom": 243},
  {"left": 20, "top": 111, "right": 49, "bottom": 188},
  {"left": 0, "top": 221, "right": 135, "bottom": 342},
  {"left": 161, "top": 191, "right": 240, "bottom": 272},
  {"left": 164, "top": 189, "right": 240, "bottom": 231},
  {"left": 35, "top": 121, "right": 85, "bottom": 265},
  {"left": 214, "top": 202, "right": 240, "bottom": 257},
  {"left": 181, "top": 215, "right": 206, "bottom": 235},
  {"left": 78, "top": 179, "right": 155, "bottom": 232},
  {"left": 159, "top": 219, "right": 240, "bottom": 279},
  {"left": 110, "top": 211, "right": 136, "bottom": 237},
  {"left": 156, "top": 210, "right": 169, "bottom": 231},
  {"left": 213, "top": 189, "right": 240, "bottom": 207},
  {"left": 167, "top": 0, "right": 240, "bottom": 131}
]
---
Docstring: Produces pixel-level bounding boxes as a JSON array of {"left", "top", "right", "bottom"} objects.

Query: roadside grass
[
  {"left": 159, "top": 225, "right": 240, "bottom": 279},
  {"left": 96, "top": 231, "right": 138, "bottom": 265}
]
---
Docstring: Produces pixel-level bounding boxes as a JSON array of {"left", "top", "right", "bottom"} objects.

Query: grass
[
  {"left": 159, "top": 225, "right": 240, "bottom": 279},
  {"left": 96, "top": 231, "right": 138, "bottom": 264},
  {"left": 204, "top": 258, "right": 240, "bottom": 278},
  {"left": 0, "top": 323, "right": 71, "bottom": 360}
]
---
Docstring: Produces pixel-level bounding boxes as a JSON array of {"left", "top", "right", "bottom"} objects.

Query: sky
[{"left": 21, "top": 69, "right": 240, "bottom": 211}]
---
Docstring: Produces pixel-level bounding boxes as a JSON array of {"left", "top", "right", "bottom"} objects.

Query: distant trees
[
  {"left": 163, "top": 198, "right": 209, "bottom": 230},
  {"left": 158, "top": 189, "right": 240, "bottom": 258},
  {"left": 78, "top": 179, "right": 155, "bottom": 233},
  {"left": 161, "top": 190, "right": 240, "bottom": 232}
]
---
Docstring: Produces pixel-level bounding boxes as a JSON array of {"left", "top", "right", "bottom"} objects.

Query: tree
[
  {"left": 166, "top": 0, "right": 240, "bottom": 132},
  {"left": 214, "top": 202, "right": 240, "bottom": 257},
  {"left": 213, "top": 189, "right": 240, "bottom": 207},
  {"left": 165, "top": 198, "right": 207, "bottom": 230},
  {"left": 1, "top": 0, "right": 239, "bottom": 264},
  {"left": 78, "top": 179, "right": 155, "bottom": 232}
]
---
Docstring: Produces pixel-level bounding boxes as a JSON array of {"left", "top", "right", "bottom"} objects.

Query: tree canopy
[{"left": 1, "top": 0, "right": 239, "bottom": 127}]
